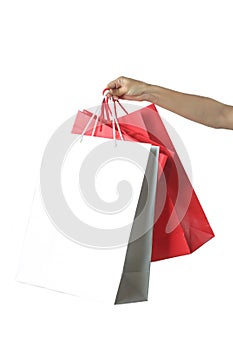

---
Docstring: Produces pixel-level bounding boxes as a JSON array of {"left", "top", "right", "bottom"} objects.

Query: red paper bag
[{"left": 71, "top": 103, "right": 214, "bottom": 261}]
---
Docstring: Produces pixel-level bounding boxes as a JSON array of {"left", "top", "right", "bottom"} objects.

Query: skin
[{"left": 106, "top": 76, "right": 233, "bottom": 130}]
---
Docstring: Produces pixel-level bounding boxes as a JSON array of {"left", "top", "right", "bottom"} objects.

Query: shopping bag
[
  {"left": 17, "top": 105, "right": 159, "bottom": 304},
  {"left": 115, "top": 142, "right": 159, "bottom": 304},
  {"left": 72, "top": 100, "right": 215, "bottom": 262}
]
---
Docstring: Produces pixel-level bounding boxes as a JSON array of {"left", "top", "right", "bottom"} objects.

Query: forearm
[{"left": 144, "top": 84, "right": 225, "bottom": 128}]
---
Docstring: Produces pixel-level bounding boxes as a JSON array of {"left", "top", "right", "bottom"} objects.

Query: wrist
[{"left": 143, "top": 84, "right": 160, "bottom": 104}]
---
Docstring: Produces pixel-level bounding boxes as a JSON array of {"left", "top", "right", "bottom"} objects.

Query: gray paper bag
[{"left": 115, "top": 145, "right": 159, "bottom": 304}]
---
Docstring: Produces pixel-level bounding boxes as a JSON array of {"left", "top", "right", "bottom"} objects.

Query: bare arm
[{"left": 107, "top": 76, "right": 233, "bottom": 129}]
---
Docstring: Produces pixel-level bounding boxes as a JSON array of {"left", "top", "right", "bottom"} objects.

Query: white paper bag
[{"left": 17, "top": 124, "right": 158, "bottom": 304}]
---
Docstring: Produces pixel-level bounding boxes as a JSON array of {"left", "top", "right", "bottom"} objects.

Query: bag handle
[
  {"left": 102, "top": 88, "right": 129, "bottom": 141},
  {"left": 102, "top": 88, "right": 129, "bottom": 115},
  {"left": 79, "top": 91, "right": 128, "bottom": 144}
]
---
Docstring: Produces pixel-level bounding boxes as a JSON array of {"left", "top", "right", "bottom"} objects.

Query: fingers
[
  {"left": 106, "top": 76, "right": 128, "bottom": 98},
  {"left": 108, "top": 88, "right": 123, "bottom": 98},
  {"left": 107, "top": 76, "right": 125, "bottom": 90},
  {"left": 105, "top": 76, "right": 147, "bottom": 101},
  {"left": 106, "top": 80, "right": 118, "bottom": 90}
]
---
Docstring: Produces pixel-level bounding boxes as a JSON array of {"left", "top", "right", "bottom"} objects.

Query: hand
[{"left": 106, "top": 76, "right": 150, "bottom": 101}]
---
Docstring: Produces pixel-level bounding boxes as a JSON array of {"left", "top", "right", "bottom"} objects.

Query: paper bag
[{"left": 17, "top": 119, "right": 159, "bottom": 304}]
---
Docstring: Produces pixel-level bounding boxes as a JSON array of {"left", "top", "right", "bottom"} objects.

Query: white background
[{"left": 0, "top": 0, "right": 233, "bottom": 349}]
